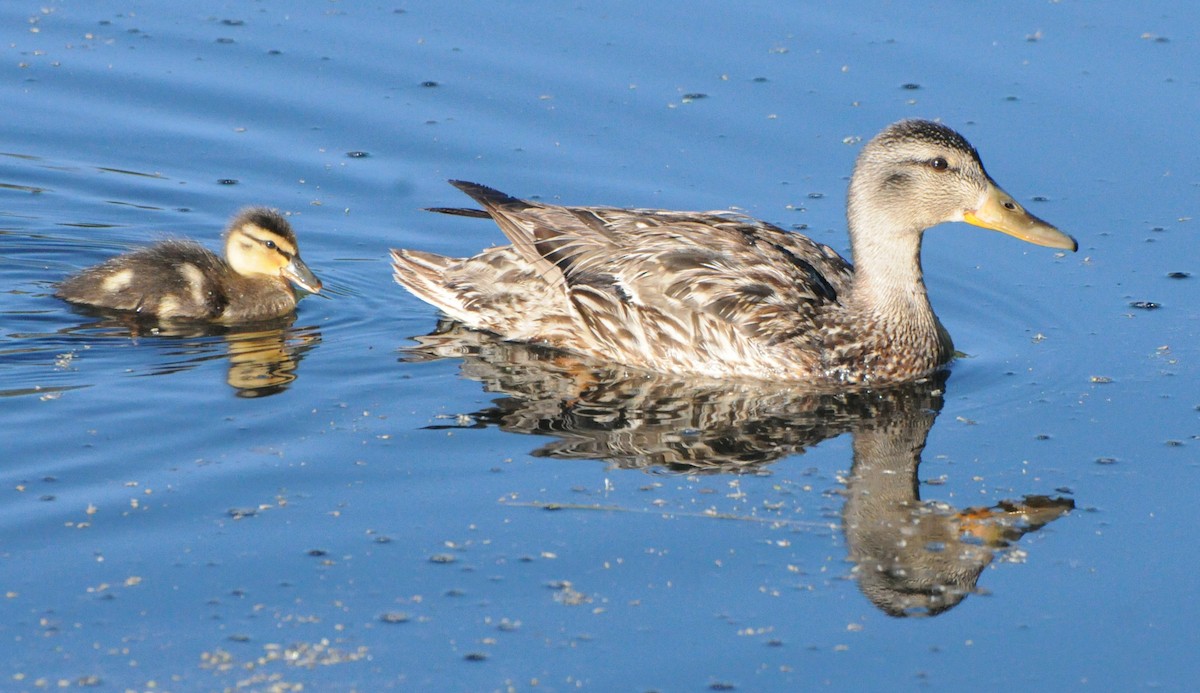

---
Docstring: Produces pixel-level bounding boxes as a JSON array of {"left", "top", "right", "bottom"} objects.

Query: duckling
[
  {"left": 391, "top": 119, "right": 1077, "bottom": 385},
  {"left": 57, "top": 208, "right": 321, "bottom": 322}
]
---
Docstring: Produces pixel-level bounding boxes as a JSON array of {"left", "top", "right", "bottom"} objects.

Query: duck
[
  {"left": 57, "top": 207, "right": 322, "bottom": 323},
  {"left": 390, "top": 119, "right": 1077, "bottom": 385}
]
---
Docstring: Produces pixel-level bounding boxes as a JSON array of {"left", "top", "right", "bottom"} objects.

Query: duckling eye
[
  {"left": 264, "top": 240, "right": 277, "bottom": 250},
  {"left": 929, "top": 157, "right": 949, "bottom": 171}
]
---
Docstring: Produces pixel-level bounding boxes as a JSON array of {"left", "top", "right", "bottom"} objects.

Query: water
[{"left": 2, "top": 1, "right": 1198, "bottom": 690}]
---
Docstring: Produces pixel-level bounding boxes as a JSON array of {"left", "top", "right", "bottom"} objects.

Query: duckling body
[
  {"left": 57, "top": 208, "right": 321, "bottom": 323},
  {"left": 391, "top": 120, "right": 1077, "bottom": 386}
]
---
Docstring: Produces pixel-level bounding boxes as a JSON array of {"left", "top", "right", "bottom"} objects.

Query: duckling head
[
  {"left": 847, "top": 119, "right": 1077, "bottom": 252},
  {"left": 224, "top": 208, "right": 323, "bottom": 293}
]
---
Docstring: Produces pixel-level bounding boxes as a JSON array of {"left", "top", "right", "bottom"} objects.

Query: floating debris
[
  {"left": 1129, "top": 301, "right": 1161, "bottom": 310},
  {"left": 379, "top": 611, "right": 410, "bottom": 624},
  {"left": 346, "top": 151, "right": 370, "bottom": 158},
  {"left": 1167, "top": 271, "right": 1190, "bottom": 279}
]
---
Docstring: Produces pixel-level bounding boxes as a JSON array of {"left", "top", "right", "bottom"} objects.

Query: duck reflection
[
  {"left": 409, "top": 320, "right": 1074, "bottom": 617},
  {"left": 62, "top": 311, "right": 320, "bottom": 397}
]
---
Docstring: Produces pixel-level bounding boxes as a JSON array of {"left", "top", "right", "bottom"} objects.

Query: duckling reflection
[
  {"left": 409, "top": 321, "right": 1073, "bottom": 616},
  {"left": 61, "top": 313, "right": 320, "bottom": 397}
]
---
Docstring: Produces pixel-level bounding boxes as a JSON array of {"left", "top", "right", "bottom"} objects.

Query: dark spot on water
[
  {"left": 682, "top": 93, "right": 708, "bottom": 101},
  {"left": 1167, "top": 271, "right": 1190, "bottom": 279},
  {"left": 429, "top": 553, "right": 456, "bottom": 564},
  {"left": 1129, "top": 301, "right": 1160, "bottom": 310},
  {"left": 43, "top": 476, "right": 57, "bottom": 482},
  {"left": 380, "top": 611, "right": 410, "bottom": 624},
  {"left": 221, "top": 19, "right": 245, "bottom": 26},
  {"left": 215, "top": 37, "right": 235, "bottom": 44},
  {"left": 346, "top": 151, "right": 370, "bottom": 158},
  {"left": 1032, "top": 195, "right": 1049, "bottom": 202},
  {"left": 268, "top": 49, "right": 282, "bottom": 56},
  {"left": 807, "top": 192, "right": 824, "bottom": 199},
  {"left": 1095, "top": 457, "right": 1118, "bottom": 465},
  {"left": 709, "top": 683, "right": 737, "bottom": 691},
  {"left": 790, "top": 223, "right": 809, "bottom": 231},
  {"left": 217, "top": 179, "right": 238, "bottom": 186},
  {"left": 228, "top": 507, "right": 255, "bottom": 518},
  {"left": 1151, "top": 226, "right": 1165, "bottom": 232},
  {"left": 1055, "top": 486, "right": 1074, "bottom": 494},
  {"left": 421, "top": 80, "right": 440, "bottom": 87},
  {"left": 307, "top": 549, "right": 328, "bottom": 557},
  {"left": 374, "top": 535, "right": 393, "bottom": 544},
  {"left": 1166, "top": 439, "right": 1185, "bottom": 447},
  {"left": 752, "top": 76, "right": 769, "bottom": 83},
  {"left": 464, "top": 652, "right": 488, "bottom": 662},
  {"left": 1005, "top": 95, "right": 1020, "bottom": 101},
  {"left": 40, "top": 495, "right": 55, "bottom": 501},
  {"left": 227, "top": 633, "right": 251, "bottom": 642},
  {"left": 901, "top": 83, "right": 921, "bottom": 90},
  {"left": 1035, "top": 434, "right": 1051, "bottom": 440}
]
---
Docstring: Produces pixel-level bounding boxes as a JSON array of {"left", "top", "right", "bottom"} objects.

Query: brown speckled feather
[{"left": 394, "top": 181, "right": 855, "bottom": 380}]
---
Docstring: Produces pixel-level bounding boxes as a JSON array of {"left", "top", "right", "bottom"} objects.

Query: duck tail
[{"left": 390, "top": 248, "right": 473, "bottom": 323}]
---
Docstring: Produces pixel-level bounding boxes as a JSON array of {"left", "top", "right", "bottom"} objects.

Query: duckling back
[{"left": 56, "top": 239, "right": 296, "bottom": 321}]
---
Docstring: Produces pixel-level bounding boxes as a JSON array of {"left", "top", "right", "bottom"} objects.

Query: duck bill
[
  {"left": 282, "top": 256, "right": 323, "bottom": 293},
  {"left": 963, "top": 182, "right": 1078, "bottom": 252}
]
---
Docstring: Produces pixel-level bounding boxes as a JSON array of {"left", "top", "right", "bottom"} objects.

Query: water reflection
[
  {"left": 61, "top": 311, "right": 321, "bottom": 397},
  {"left": 408, "top": 321, "right": 1074, "bottom": 617}
]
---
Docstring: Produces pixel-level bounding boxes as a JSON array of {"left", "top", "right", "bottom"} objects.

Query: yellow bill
[{"left": 964, "top": 182, "right": 1078, "bottom": 252}]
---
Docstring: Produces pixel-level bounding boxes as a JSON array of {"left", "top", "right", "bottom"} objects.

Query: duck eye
[
  {"left": 929, "top": 157, "right": 949, "bottom": 171},
  {"left": 264, "top": 240, "right": 277, "bottom": 250}
]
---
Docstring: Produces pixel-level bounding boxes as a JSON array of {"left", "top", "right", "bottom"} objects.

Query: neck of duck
[{"left": 840, "top": 204, "right": 952, "bottom": 378}]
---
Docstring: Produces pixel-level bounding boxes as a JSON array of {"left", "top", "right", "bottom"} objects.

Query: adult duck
[{"left": 391, "top": 119, "right": 1076, "bottom": 385}]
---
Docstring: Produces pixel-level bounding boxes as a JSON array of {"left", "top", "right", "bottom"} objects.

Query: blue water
[{"left": 2, "top": 1, "right": 1198, "bottom": 690}]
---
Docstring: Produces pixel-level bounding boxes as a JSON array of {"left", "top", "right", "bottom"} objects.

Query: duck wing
[{"left": 445, "top": 181, "right": 854, "bottom": 375}]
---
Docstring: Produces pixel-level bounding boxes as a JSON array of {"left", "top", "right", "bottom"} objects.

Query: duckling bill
[
  {"left": 392, "top": 119, "right": 1076, "bottom": 385},
  {"left": 57, "top": 208, "right": 321, "bottom": 323}
]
